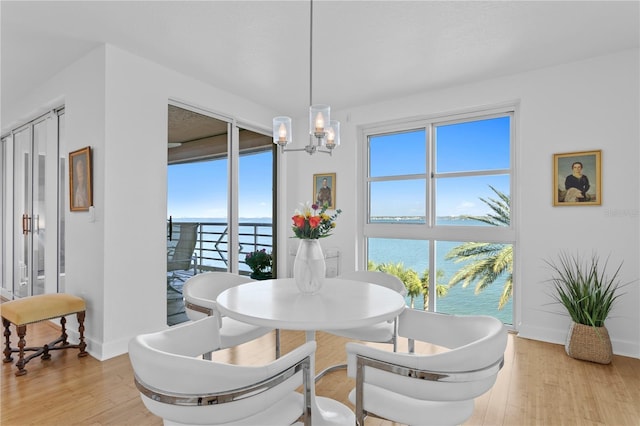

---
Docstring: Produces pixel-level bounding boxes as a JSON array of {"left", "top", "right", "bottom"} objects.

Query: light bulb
[
  {"left": 327, "top": 128, "right": 335, "bottom": 142},
  {"left": 315, "top": 112, "right": 324, "bottom": 131},
  {"left": 278, "top": 123, "right": 287, "bottom": 141}
]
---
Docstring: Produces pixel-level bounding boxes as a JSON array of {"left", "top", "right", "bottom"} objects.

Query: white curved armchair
[
  {"left": 129, "top": 316, "right": 315, "bottom": 426},
  {"left": 346, "top": 309, "right": 507, "bottom": 426},
  {"left": 183, "top": 272, "right": 280, "bottom": 358},
  {"left": 324, "top": 271, "right": 407, "bottom": 349}
]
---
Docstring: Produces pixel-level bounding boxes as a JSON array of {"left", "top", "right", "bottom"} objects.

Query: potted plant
[
  {"left": 545, "top": 252, "right": 626, "bottom": 364},
  {"left": 245, "top": 249, "right": 273, "bottom": 280}
]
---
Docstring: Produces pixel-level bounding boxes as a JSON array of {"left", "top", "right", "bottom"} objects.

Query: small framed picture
[
  {"left": 69, "top": 146, "right": 93, "bottom": 211},
  {"left": 553, "top": 150, "right": 601, "bottom": 206},
  {"left": 313, "top": 173, "right": 336, "bottom": 209}
]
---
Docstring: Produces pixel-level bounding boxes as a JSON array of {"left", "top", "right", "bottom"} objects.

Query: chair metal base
[{"left": 315, "top": 363, "right": 346, "bottom": 382}]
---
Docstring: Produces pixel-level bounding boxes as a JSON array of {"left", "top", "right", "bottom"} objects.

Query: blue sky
[
  {"left": 370, "top": 116, "right": 511, "bottom": 217},
  {"left": 168, "top": 151, "right": 273, "bottom": 219},
  {"left": 168, "top": 116, "right": 510, "bottom": 219}
]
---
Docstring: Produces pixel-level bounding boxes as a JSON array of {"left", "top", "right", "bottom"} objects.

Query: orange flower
[
  {"left": 292, "top": 215, "right": 306, "bottom": 228},
  {"left": 308, "top": 216, "right": 321, "bottom": 228}
]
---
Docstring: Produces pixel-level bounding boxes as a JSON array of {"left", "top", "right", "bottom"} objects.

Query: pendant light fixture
[{"left": 273, "top": 0, "right": 340, "bottom": 155}]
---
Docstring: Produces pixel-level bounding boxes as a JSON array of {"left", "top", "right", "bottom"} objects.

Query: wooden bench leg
[
  {"left": 60, "top": 316, "right": 69, "bottom": 345},
  {"left": 41, "top": 317, "right": 62, "bottom": 360},
  {"left": 77, "top": 311, "right": 87, "bottom": 357},
  {"left": 15, "top": 324, "right": 28, "bottom": 376},
  {"left": 3, "top": 318, "right": 13, "bottom": 363}
]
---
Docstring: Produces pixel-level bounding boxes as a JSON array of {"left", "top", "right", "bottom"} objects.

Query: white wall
[
  {"left": 2, "top": 44, "right": 278, "bottom": 360},
  {"left": 2, "top": 46, "right": 109, "bottom": 351},
  {"left": 98, "top": 46, "right": 276, "bottom": 358},
  {"left": 284, "top": 49, "right": 639, "bottom": 358},
  {"left": 3, "top": 44, "right": 638, "bottom": 359}
]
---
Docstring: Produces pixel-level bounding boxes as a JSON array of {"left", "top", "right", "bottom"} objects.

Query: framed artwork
[
  {"left": 553, "top": 150, "right": 601, "bottom": 206},
  {"left": 313, "top": 172, "right": 336, "bottom": 209},
  {"left": 69, "top": 146, "right": 93, "bottom": 211}
]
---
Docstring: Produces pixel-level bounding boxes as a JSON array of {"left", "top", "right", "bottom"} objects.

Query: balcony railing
[{"left": 168, "top": 221, "right": 273, "bottom": 275}]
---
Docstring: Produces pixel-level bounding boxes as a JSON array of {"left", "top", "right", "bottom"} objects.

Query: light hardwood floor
[{"left": 2, "top": 320, "right": 639, "bottom": 425}]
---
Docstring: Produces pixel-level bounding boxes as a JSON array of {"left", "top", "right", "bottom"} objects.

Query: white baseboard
[{"left": 518, "top": 324, "right": 639, "bottom": 359}]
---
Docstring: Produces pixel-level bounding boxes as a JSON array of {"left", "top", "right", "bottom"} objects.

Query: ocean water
[
  {"left": 368, "top": 217, "right": 513, "bottom": 324},
  {"left": 173, "top": 217, "right": 513, "bottom": 324},
  {"left": 368, "top": 237, "right": 513, "bottom": 324}
]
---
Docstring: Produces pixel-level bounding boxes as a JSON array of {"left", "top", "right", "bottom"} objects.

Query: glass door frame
[
  {"left": 2, "top": 108, "right": 62, "bottom": 299},
  {"left": 167, "top": 101, "right": 276, "bottom": 277}
]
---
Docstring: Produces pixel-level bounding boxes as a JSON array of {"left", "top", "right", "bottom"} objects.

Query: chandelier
[{"left": 272, "top": 0, "right": 340, "bottom": 155}]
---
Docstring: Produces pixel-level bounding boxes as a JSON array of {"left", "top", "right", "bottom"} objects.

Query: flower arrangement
[
  {"left": 245, "top": 249, "right": 273, "bottom": 274},
  {"left": 291, "top": 202, "right": 342, "bottom": 239}
]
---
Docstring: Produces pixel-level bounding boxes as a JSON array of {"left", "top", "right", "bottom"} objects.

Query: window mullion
[
  {"left": 433, "top": 168, "right": 510, "bottom": 179},
  {"left": 368, "top": 173, "right": 425, "bottom": 183}
]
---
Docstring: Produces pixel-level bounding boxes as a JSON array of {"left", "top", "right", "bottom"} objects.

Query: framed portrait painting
[
  {"left": 313, "top": 173, "right": 336, "bottom": 209},
  {"left": 69, "top": 146, "right": 93, "bottom": 211},
  {"left": 553, "top": 150, "right": 601, "bottom": 206}
]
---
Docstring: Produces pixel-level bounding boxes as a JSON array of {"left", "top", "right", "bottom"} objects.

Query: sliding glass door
[{"left": 166, "top": 103, "right": 275, "bottom": 325}]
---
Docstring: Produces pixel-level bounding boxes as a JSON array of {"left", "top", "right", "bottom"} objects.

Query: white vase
[{"left": 293, "top": 239, "right": 326, "bottom": 294}]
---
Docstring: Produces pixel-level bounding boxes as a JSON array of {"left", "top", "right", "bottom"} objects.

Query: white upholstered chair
[
  {"left": 183, "top": 271, "right": 280, "bottom": 358},
  {"left": 316, "top": 270, "right": 407, "bottom": 379},
  {"left": 324, "top": 270, "right": 407, "bottom": 350},
  {"left": 346, "top": 309, "right": 507, "bottom": 426},
  {"left": 129, "top": 316, "right": 315, "bottom": 426}
]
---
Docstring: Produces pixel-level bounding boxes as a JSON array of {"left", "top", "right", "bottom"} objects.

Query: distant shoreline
[
  {"left": 370, "top": 216, "right": 478, "bottom": 221},
  {"left": 172, "top": 216, "right": 480, "bottom": 222}
]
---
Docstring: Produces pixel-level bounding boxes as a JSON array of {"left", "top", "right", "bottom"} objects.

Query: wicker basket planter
[{"left": 565, "top": 322, "right": 613, "bottom": 364}]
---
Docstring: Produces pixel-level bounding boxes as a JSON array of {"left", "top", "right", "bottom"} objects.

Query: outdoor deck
[{"left": 167, "top": 220, "right": 274, "bottom": 325}]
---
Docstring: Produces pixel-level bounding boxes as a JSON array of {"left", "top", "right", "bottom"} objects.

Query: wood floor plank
[{"left": 2, "top": 322, "right": 638, "bottom": 426}]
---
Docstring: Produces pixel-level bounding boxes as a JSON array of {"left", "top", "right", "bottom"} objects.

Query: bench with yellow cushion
[{"left": 2, "top": 293, "right": 87, "bottom": 376}]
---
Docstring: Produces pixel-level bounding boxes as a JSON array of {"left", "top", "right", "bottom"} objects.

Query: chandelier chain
[{"left": 309, "top": 0, "right": 314, "bottom": 107}]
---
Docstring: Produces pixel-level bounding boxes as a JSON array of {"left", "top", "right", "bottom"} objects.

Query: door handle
[
  {"left": 168, "top": 216, "right": 173, "bottom": 241},
  {"left": 22, "top": 214, "right": 30, "bottom": 235}
]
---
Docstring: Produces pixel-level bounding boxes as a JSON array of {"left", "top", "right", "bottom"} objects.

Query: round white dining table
[{"left": 216, "top": 277, "right": 406, "bottom": 426}]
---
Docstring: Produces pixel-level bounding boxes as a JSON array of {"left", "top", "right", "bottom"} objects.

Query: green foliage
[
  {"left": 377, "top": 262, "right": 421, "bottom": 292},
  {"left": 245, "top": 249, "right": 272, "bottom": 273},
  {"left": 466, "top": 185, "right": 510, "bottom": 227},
  {"left": 368, "top": 261, "right": 446, "bottom": 310},
  {"left": 421, "top": 269, "right": 448, "bottom": 308},
  {"left": 545, "top": 252, "right": 626, "bottom": 328},
  {"left": 445, "top": 186, "right": 513, "bottom": 309}
]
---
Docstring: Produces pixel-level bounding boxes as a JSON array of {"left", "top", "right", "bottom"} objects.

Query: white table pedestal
[
  {"left": 306, "top": 330, "right": 355, "bottom": 425},
  {"left": 313, "top": 397, "right": 355, "bottom": 425}
]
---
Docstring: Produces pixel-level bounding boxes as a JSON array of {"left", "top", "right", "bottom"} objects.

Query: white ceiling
[{"left": 2, "top": 1, "right": 639, "bottom": 118}]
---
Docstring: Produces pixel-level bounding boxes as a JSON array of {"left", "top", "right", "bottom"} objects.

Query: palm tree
[
  {"left": 370, "top": 261, "right": 422, "bottom": 307},
  {"left": 420, "top": 269, "right": 448, "bottom": 310},
  {"left": 445, "top": 186, "right": 513, "bottom": 309}
]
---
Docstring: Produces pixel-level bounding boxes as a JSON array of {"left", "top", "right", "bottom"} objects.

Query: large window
[{"left": 363, "top": 108, "right": 515, "bottom": 325}]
